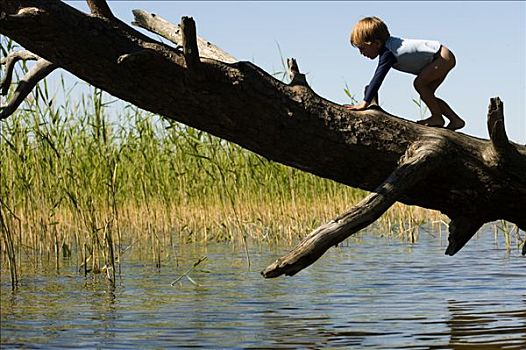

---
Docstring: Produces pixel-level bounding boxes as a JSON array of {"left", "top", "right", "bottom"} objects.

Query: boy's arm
[
  {"left": 363, "top": 50, "right": 396, "bottom": 103},
  {"left": 346, "top": 50, "right": 396, "bottom": 110}
]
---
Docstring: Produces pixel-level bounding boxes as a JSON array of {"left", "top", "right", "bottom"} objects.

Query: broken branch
[
  {"left": 444, "top": 216, "right": 483, "bottom": 256},
  {"left": 181, "top": 16, "right": 200, "bottom": 70},
  {"left": 0, "top": 58, "right": 57, "bottom": 120},
  {"left": 287, "top": 58, "right": 308, "bottom": 87},
  {"left": 1, "top": 50, "right": 39, "bottom": 95},
  {"left": 484, "top": 98, "right": 526, "bottom": 183},
  {"left": 488, "top": 97, "right": 510, "bottom": 157},
  {"left": 262, "top": 138, "right": 445, "bottom": 278},
  {"left": 86, "top": 0, "right": 115, "bottom": 19},
  {"left": 131, "top": 9, "right": 237, "bottom": 63}
]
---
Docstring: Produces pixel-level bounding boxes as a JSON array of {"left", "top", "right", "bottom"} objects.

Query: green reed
[
  {"left": 0, "top": 68, "right": 374, "bottom": 282},
  {"left": 7, "top": 39, "right": 522, "bottom": 289}
]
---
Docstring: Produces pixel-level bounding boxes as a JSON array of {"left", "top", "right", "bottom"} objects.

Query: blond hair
[{"left": 350, "top": 17, "right": 390, "bottom": 47}]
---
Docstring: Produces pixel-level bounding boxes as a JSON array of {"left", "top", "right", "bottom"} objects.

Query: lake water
[{"left": 1, "top": 226, "right": 525, "bottom": 349}]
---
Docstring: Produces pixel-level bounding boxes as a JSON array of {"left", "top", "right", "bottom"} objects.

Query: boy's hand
[{"left": 343, "top": 101, "right": 370, "bottom": 110}]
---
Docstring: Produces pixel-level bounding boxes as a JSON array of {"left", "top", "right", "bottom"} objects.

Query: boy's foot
[
  {"left": 416, "top": 116, "right": 445, "bottom": 128},
  {"left": 445, "top": 119, "right": 465, "bottom": 131}
]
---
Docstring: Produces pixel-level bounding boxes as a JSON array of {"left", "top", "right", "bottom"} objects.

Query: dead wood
[{"left": 0, "top": 1, "right": 524, "bottom": 276}]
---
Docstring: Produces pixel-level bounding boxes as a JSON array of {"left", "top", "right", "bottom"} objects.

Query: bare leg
[
  {"left": 415, "top": 87, "right": 445, "bottom": 127},
  {"left": 418, "top": 77, "right": 465, "bottom": 130},
  {"left": 414, "top": 46, "right": 465, "bottom": 130},
  {"left": 416, "top": 76, "right": 445, "bottom": 127},
  {"left": 437, "top": 98, "right": 465, "bottom": 130}
]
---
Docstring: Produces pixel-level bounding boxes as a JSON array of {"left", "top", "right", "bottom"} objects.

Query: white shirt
[{"left": 385, "top": 36, "right": 441, "bottom": 74}]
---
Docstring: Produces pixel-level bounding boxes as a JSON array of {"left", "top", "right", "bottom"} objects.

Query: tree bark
[
  {"left": 262, "top": 137, "right": 446, "bottom": 278},
  {"left": 1, "top": 1, "right": 525, "bottom": 276}
]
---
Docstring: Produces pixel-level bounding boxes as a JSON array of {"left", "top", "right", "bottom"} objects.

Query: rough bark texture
[
  {"left": 262, "top": 137, "right": 446, "bottom": 278},
  {"left": 1, "top": 1, "right": 525, "bottom": 277}
]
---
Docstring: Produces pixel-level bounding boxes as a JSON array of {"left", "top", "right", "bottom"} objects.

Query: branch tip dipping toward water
[
  {"left": 445, "top": 217, "right": 483, "bottom": 256},
  {"left": 262, "top": 141, "right": 443, "bottom": 278}
]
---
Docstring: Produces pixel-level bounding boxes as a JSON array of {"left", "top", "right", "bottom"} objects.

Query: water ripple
[{"left": 1, "top": 228, "right": 525, "bottom": 349}]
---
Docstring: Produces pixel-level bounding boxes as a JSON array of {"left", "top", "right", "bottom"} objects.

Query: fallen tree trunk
[{"left": 1, "top": 1, "right": 525, "bottom": 277}]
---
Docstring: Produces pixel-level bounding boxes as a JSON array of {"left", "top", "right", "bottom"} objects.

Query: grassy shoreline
[
  {"left": 0, "top": 76, "right": 449, "bottom": 286},
  {"left": 2, "top": 41, "right": 521, "bottom": 288}
]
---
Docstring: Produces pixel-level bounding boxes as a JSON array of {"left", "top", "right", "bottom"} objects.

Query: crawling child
[{"left": 345, "top": 16, "right": 465, "bottom": 131}]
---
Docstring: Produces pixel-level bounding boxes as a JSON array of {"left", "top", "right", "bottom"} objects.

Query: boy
[{"left": 345, "top": 16, "right": 465, "bottom": 131}]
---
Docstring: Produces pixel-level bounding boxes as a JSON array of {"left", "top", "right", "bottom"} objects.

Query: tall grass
[
  {"left": 0, "top": 83, "right": 446, "bottom": 285},
  {"left": 6, "top": 39, "right": 521, "bottom": 288}
]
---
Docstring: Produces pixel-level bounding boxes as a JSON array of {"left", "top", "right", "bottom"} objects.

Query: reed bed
[{"left": 1, "top": 41, "right": 522, "bottom": 289}]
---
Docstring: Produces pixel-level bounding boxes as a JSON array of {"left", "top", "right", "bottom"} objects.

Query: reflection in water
[
  {"left": 88, "top": 282, "right": 118, "bottom": 347},
  {"left": 447, "top": 299, "right": 526, "bottom": 349},
  {"left": 258, "top": 307, "right": 395, "bottom": 348},
  {"left": 1, "top": 228, "right": 525, "bottom": 349}
]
